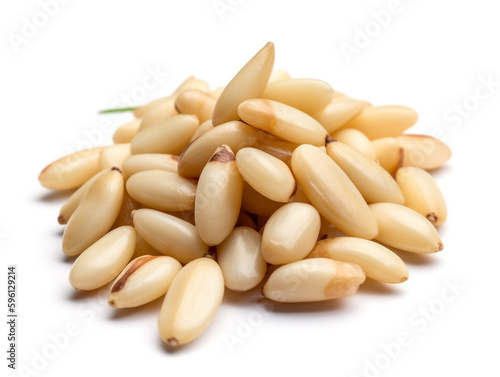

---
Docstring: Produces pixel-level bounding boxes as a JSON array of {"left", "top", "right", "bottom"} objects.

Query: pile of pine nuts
[{"left": 39, "top": 42, "right": 451, "bottom": 347}]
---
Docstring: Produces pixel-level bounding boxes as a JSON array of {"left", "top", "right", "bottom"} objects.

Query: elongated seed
[
  {"left": 344, "top": 105, "right": 418, "bottom": 139},
  {"left": 217, "top": 227, "right": 267, "bottom": 292},
  {"left": 291, "top": 144, "right": 378, "bottom": 239},
  {"left": 396, "top": 167, "right": 447, "bottom": 226},
  {"left": 212, "top": 42, "right": 275, "bottom": 126},
  {"left": 69, "top": 226, "right": 136, "bottom": 290},
  {"left": 236, "top": 147, "right": 296, "bottom": 202},
  {"left": 99, "top": 143, "right": 131, "bottom": 170},
  {"left": 241, "top": 180, "right": 284, "bottom": 217},
  {"left": 62, "top": 168, "right": 124, "bottom": 256},
  {"left": 261, "top": 78, "right": 334, "bottom": 115},
  {"left": 177, "top": 121, "right": 259, "bottom": 178},
  {"left": 371, "top": 137, "right": 400, "bottom": 175},
  {"left": 261, "top": 203, "right": 321, "bottom": 265},
  {"left": 130, "top": 114, "right": 199, "bottom": 155},
  {"left": 262, "top": 258, "right": 366, "bottom": 303},
  {"left": 195, "top": 145, "right": 242, "bottom": 246},
  {"left": 126, "top": 170, "right": 196, "bottom": 212},
  {"left": 307, "top": 237, "right": 408, "bottom": 284},
  {"left": 369, "top": 202, "right": 443, "bottom": 253},
  {"left": 158, "top": 258, "right": 224, "bottom": 346},
  {"left": 238, "top": 98, "right": 328, "bottom": 146},
  {"left": 312, "top": 99, "right": 365, "bottom": 134},
  {"left": 132, "top": 208, "right": 208, "bottom": 264},
  {"left": 109, "top": 255, "right": 182, "bottom": 308},
  {"left": 331, "top": 128, "right": 377, "bottom": 160},
  {"left": 122, "top": 153, "right": 179, "bottom": 178},
  {"left": 57, "top": 170, "right": 106, "bottom": 224},
  {"left": 325, "top": 138, "right": 405, "bottom": 204},
  {"left": 133, "top": 76, "right": 209, "bottom": 119},
  {"left": 175, "top": 89, "right": 216, "bottom": 123},
  {"left": 39, "top": 147, "right": 104, "bottom": 190},
  {"left": 113, "top": 119, "right": 142, "bottom": 144},
  {"left": 397, "top": 134, "right": 452, "bottom": 170}
]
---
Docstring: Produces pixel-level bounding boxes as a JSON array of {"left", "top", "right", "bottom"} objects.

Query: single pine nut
[
  {"left": 325, "top": 138, "right": 405, "bottom": 204},
  {"left": 109, "top": 255, "right": 182, "bottom": 308},
  {"left": 132, "top": 208, "right": 208, "bottom": 264},
  {"left": 62, "top": 167, "right": 124, "bottom": 256},
  {"left": 212, "top": 42, "right": 275, "bottom": 126},
  {"left": 291, "top": 144, "right": 378, "bottom": 239},
  {"left": 126, "top": 170, "right": 196, "bottom": 212},
  {"left": 69, "top": 226, "right": 136, "bottom": 290},
  {"left": 344, "top": 105, "right": 418, "bottom": 139},
  {"left": 236, "top": 147, "right": 296, "bottom": 202},
  {"left": 217, "top": 226, "right": 267, "bottom": 292},
  {"left": 369, "top": 202, "right": 443, "bottom": 254},
  {"left": 261, "top": 203, "right": 321, "bottom": 265},
  {"left": 263, "top": 258, "right": 366, "bottom": 303},
  {"left": 307, "top": 237, "right": 408, "bottom": 284},
  {"left": 158, "top": 258, "right": 224, "bottom": 346},
  {"left": 397, "top": 134, "right": 452, "bottom": 170},
  {"left": 39, "top": 146, "right": 104, "bottom": 190},
  {"left": 238, "top": 98, "right": 328, "bottom": 146},
  {"left": 130, "top": 114, "right": 199, "bottom": 155},
  {"left": 261, "top": 78, "right": 334, "bottom": 115},
  {"left": 195, "top": 145, "right": 242, "bottom": 246},
  {"left": 396, "top": 166, "right": 447, "bottom": 226}
]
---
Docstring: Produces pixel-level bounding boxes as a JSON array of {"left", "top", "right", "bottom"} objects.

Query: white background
[{"left": 1, "top": 1, "right": 500, "bottom": 376}]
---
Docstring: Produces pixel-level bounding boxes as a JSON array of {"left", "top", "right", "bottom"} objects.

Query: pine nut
[
  {"left": 132, "top": 208, "right": 208, "bottom": 264},
  {"left": 291, "top": 144, "right": 378, "bottom": 239},
  {"left": 396, "top": 166, "right": 448, "bottom": 226},
  {"left": 69, "top": 226, "right": 136, "bottom": 290},
  {"left": 158, "top": 258, "right": 224, "bottom": 346},
  {"left": 261, "top": 78, "right": 334, "bottom": 115},
  {"left": 126, "top": 170, "right": 196, "bottom": 212},
  {"left": 130, "top": 114, "right": 199, "bottom": 155},
  {"left": 263, "top": 258, "right": 366, "bottom": 303},
  {"left": 217, "top": 226, "right": 267, "bottom": 292},
  {"left": 212, "top": 42, "right": 275, "bottom": 126},
  {"left": 307, "top": 237, "right": 408, "bottom": 284},
  {"left": 195, "top": 145, "right": 242, "bottom": 246},
  {"left": 236, "top": 147, "right": 296, "bottom": 202},
  {"left": 345, "top": 105, "right": 418, "bottom": 139},
  {"left": 109, "top": 255, "right": 182, "bottom": 308},
  {"left": 237, "top": 98, "right": 328, "bottom": 146},
  {"left": 261, "top": 203, "right": 321, "bottom": 265}
]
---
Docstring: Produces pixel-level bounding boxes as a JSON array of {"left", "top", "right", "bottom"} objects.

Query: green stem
[{"left": 98, "top": 107, "right": 138, "bottom": 114}]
